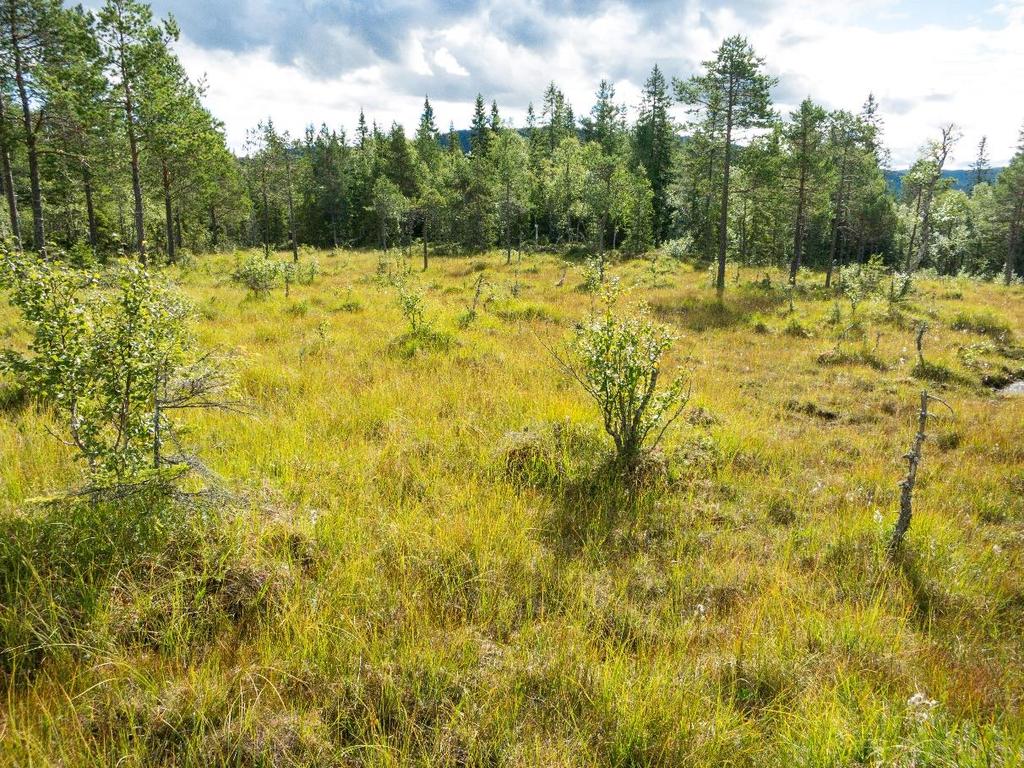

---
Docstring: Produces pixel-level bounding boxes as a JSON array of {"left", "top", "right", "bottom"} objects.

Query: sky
[{"left": 148, "top": 0, "right": 1024, "bottom": 168}]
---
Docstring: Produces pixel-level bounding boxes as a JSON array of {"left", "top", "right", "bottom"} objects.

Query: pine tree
[
  {"left": 541, "top": 82, "right": 569, "bottom": 154},
  {"left": 0, "top": 0, "right": 64, "bottom": 252},
  {"left": 96, "top": 0, "right": 179, "bottom": 263},
  {"left": 0, "top": 91, "right": 19, "bottom": 245},
  {"left": 446, "top": 121, "right": 461, "bottom": 156},
  {"left": 996, "top": 125, "right": 1024, "bottom": 284},
  {"left": 677, "top": 37, "right": 777, "bottom": 295},
  {"left": 42, "top": 4, "right": 111, "bottom": 253},
  {"left": 386, "top": 121, "right": 418, "bottom": 199},
  {"left": 784, "top": 98, "right": 828, "bottom": 283}
]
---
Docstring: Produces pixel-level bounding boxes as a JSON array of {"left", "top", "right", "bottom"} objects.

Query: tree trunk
[
  {"left": 261, "top": 174, "right": 270, "bottom": 257},
  {"left": 422, "top": 215, "right": 428, "bottom": 271},
  {"left": 0, "top": 95, "right": 20, "bottom": 248},
  {"left": 911, "top": 129, "right": 954, "bottom": 273},
  {"left": 161, "top": 159, "right": 175, "bottom": 264},
  {"left": 825, "top": 146, "right": 851, "bottom": 288},
  {"left": 285, "top": 151, "right": 298, "bottom": 262},
  {"left": 210, "top": 205, "right": 219, "bottom": 248},
  {"left": 717, "top": 81, "right": 735, "bottom": 297},
  {"left": 123, "top": 80, "right": 146, "bottom": 262},
  {"left": 9, "top": 17, "right": 44, "bottom": 254},
  {"left": 505, "top": 182, "right": 512, "bottom": 264},
  {"left": 889, "top": 391, "right": 930, "bottom": 554},
  {"left": 789, "top": 142, "right": 808, "bottom": 285},
  {"left": 1007, "top": 197, "right": 1023, "bottom": 286},
  {"left": 904, "top": 189, "right": 922, "bottom": 272},
  {"left": 83, "top": 164, "right": 98, "bottom": 251}
]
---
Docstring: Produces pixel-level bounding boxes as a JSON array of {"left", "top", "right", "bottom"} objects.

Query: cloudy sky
[{"left": 151, "top": 0, "right": 1024, "bottom": 167}]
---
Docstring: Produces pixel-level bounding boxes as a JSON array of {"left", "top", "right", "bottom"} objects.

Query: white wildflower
[{"left": 907, "top": 691, "right": 938, "bottom": 723}]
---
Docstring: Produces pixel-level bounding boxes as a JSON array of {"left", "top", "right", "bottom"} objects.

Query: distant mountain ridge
[{"left": 885, "top": 168, "right": 1003, "bottom": 194}]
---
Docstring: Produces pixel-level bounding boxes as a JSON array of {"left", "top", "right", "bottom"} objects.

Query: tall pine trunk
[
  {"left": 261, "top": 172, "right": 270, "bottom": 257},
  {"left": 9, "top": 17, "right": 44, "bottom": 254},
  {"left": 83, "top": 164, "right": 98, "bottom": 250},
  {"left": 1007, "top": 197, "right": 1023, "bottom": 286},
  {"left": 285, "top": 150, "right": 298, "bottom": 262},
  {"left": 161, "top": 159, "right": 175, "bottom": 263},
  {"left": 717, "top": 84, "right": 735, "bottom": 297},
  {"left": 422, "top": 215, "right": 428, "bottom": 271},
  {"left": 904, "top": 189, "right": 922, "bottom": 272},
  {"left": 121, "top": 73, "right": 146, "bottom": 262},
  {"left": 505, "top": 181, "right": 513, "bottom": 264},
  {"left": 0, "top": 104, "right": 19, "bottom": 248},
  {"left": 789, "top": 132, "right": 808, "bottom": 285},
  {"left": 209, "top": 205, "right": 219, "bottom": 248},
  {"left": 825, "top": 146, "right": 850, "bottom": 288}
]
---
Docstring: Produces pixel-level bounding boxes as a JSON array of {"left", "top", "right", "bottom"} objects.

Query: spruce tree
[
  {"left": 582, "top": 79, "right": 625, "bottom": 154},
  {"left": 970, "top": 136, "right": 990, "bottom": 190},
  {"left": 470, "top": 93, "right": 490, "bottom": 156},
  {"left": 415, "top": 96, "right": 440, "bottom": 167},
  {"left": 634, "top": 65, "right": 675, "bottom": 245}
]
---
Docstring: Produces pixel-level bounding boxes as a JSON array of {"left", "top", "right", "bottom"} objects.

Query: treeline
[
  {"left": 3, "top": 2, "right": 1024, "bottom": 287},
  {"left": 0, "top": 0, "right": 246, "bottom": 262}
]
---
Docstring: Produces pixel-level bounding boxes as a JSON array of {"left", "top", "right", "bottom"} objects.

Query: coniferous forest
[
  {"left": 1, "top": 0, "right": 1022, "bottom": 283},
  {"left": 3, "top": 1, "right": 1024, "bottom": 766}
]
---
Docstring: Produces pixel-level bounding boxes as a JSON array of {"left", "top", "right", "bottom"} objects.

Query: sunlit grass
[{"left": 2, "top": 248, "right": 1023, "bottom": 765}]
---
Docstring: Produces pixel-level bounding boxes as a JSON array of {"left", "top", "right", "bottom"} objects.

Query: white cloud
[
  {"left": 432, "top": 47, "right": 470, "bottom": 77},
  {"left": 175, "top": 0, "right": 1024, "bottom": 166},
  {"left": 407, "top": 36, "right": 433, "bottom": 77}
]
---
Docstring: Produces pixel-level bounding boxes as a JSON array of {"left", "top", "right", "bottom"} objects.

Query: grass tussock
[{"left": 2, "top": 249, "right": 1024, "bottom": 766}]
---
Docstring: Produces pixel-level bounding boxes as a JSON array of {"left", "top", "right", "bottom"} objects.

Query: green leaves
[
  {"left": 561, "top": 284, "right": 689, "bottom": 468},
  {"left": 1, "top": 250, "right": 222, "bottom": 490}
]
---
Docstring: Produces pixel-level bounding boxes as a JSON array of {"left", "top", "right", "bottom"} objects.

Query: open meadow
[{"left": 2, "top": 249, "right": 1024, "bottom": 766}]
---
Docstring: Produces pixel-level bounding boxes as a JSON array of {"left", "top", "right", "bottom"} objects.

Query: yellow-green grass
[{"left": 1, "top": 249, "right": 1023, "bottom": 766}]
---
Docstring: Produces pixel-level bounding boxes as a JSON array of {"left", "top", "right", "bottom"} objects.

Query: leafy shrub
[
  {"left": 396, "top": 279, "right": 429, "bottom": 336},
  {"left": 389, "top": 278, "right": 452, "bottom": 357},
  {"left": 231, "top": 253, "right": 283, "bottom": 296},
  {"left": 0, "top": 253, "right": 235, "bottom": 491},
  {"left": 283, "top": 259, "right": 320, "bottom": 295},
  {"left": 553, "top": 282, "right": 689, "bottom": 471},
  {"left": 841, "top": 255, "right": 887, "bottom": 315},
  {"left": 663, "top": 236, "right": 692, "bottom": 261},
  {"left": 334, "top": 285, "right": 362, "bottom": 313},
  {"left": 582, "top": 253, "right": 607, "bottom": 292}
]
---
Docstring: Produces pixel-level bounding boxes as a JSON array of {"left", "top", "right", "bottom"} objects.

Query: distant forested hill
[{"left": 886, "top": 168, "right": 1003, "bottom": 194}]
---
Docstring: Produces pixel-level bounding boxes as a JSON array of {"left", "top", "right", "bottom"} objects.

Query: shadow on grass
[
  {"left": 0, "top": 492, "right": 195, "bottom": 680},
  {"left": 651, "top": 285, "right": 789, "bottom": 332},
  {"left": 500, "top": 422, "right": 671, "bottom": 558},
  {"left": 388, "top": 329, "right": 455, "bottom": 359},
  {"left": 891, "top": 546, "right": 948, "bottom": 625},
  {"left": 911, "top": 361, "right": 974, "bottom": 387},
  {"left": 0, "top": 381, "right": 28, "bottom": 414},
  {"left": 543, "top": 468, "right": 668, "bottom": 557}
]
